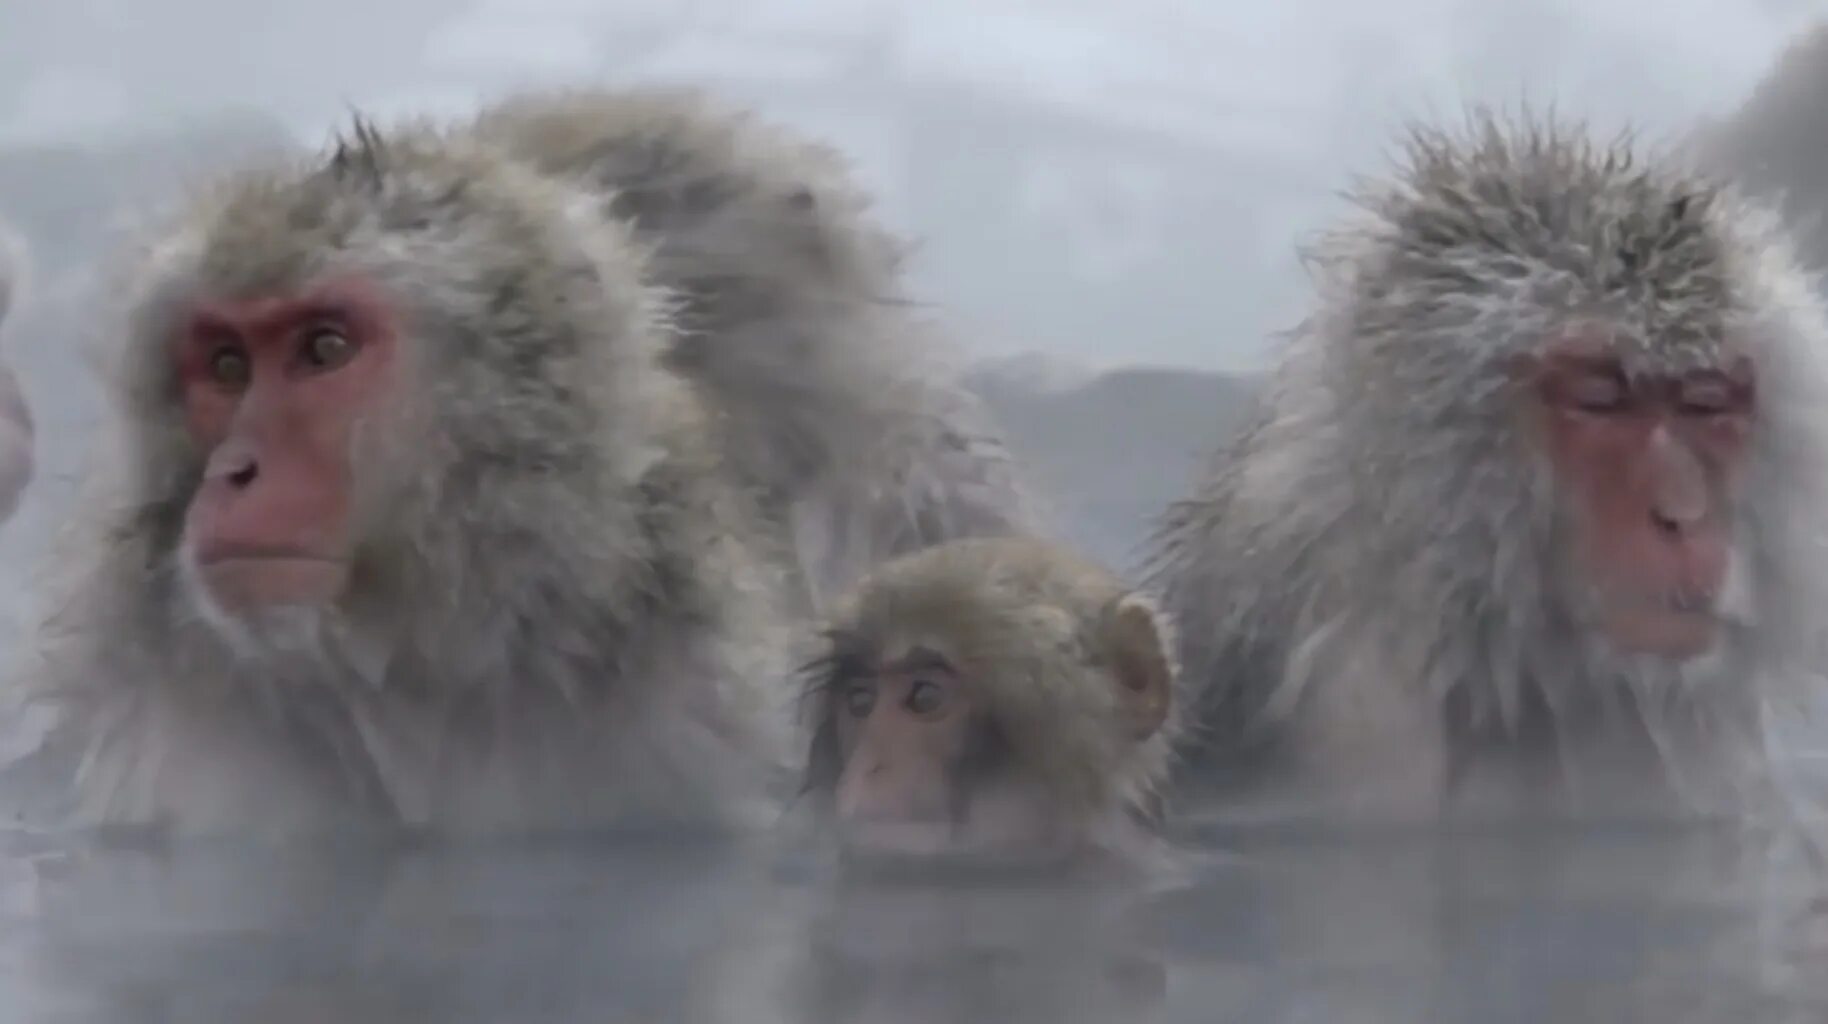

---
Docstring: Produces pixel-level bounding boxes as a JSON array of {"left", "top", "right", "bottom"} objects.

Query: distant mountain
[
  {"left": 967, "top": 351, "right": 1099, "bottom": 395},
  {"left": 966, "top": 358, "right": 1257, "bottom": 574}
]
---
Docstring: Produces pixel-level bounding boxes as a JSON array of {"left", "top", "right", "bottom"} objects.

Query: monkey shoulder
[
  {"left": 626, "top": 383, "right": 804, "bottom": 624},
  {"left": 472, "top": 86, "right": 898, "bottom": 327},
  {"left": 473, "top": 88, "right": 855, "bottom": 229}
]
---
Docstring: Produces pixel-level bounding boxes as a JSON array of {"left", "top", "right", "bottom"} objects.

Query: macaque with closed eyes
[{"left": 1148, "top": 107, "right": 1828, "bottom": 823}]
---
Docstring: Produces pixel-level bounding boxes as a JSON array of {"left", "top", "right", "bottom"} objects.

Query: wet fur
[
  {"left": 6, "top": 90, "right": 1031, "bottom": 837},
  {"left": 1147, "top": 109, "right": 1828, "bottom": 823}
]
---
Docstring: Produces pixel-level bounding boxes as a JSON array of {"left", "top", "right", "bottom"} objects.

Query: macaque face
[
  {"left": 1523, "top": 332, "right": 1755, "bottom": 660},
  {"left": 833, "top": 646, "right": 976, "bottom": 834},
  {"left": 175, "top": 277, "right": 398, "bottom": 615},
  {"left": 828, "top": 644, "right": 1052, "bottom": 856}
]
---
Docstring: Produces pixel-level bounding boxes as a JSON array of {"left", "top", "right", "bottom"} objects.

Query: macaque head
[
  {"left": 802, "top": 539, "right": 1176, "bottom": 864},
  {"left": 1517, "top": 325, "right": 1756, "bottom": 661},
  {"left": 131, "top": 122, "right": 638, "bottom": 643}
]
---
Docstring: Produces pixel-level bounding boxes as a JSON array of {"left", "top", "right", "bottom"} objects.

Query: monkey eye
[
  {"left": 207, "top": 346, "right": 251, "bottom": 389},
  {"left": 1676, "top": 375, "right": 1735, "bottom": 415},
  {"left": 1562, "top": 370, "right": 1628, "bottom": 413},
  {"left": 298, "top": 326, "right": 357, "bottom": 372},
  {"left": 843, "top": 682, "right": 876, "bottom": 719},
  {"left": 903, "top": 678, "right": 948, "bottom": 717}
]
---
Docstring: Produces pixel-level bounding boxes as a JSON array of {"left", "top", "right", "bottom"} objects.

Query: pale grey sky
[{"left": 1, "top": 0, "right": 1823, "bottom": 371}]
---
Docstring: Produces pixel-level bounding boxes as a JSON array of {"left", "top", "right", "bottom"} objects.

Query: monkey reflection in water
[{"left": 796, "top": 536, "right": 1180, "bottom": 872}]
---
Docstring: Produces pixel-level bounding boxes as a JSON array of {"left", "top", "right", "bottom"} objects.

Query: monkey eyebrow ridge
[{"left": 881, "top": 645, "right": 953, "bottom": 675}]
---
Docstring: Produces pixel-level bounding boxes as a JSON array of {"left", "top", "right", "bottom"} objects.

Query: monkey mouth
[
  {"left": 193, "top": 547, "right": 350, "bottom": 610},
  {"left": 1655, "top": 587, "right": 1717, "bottom": 615},
  {"left": 1595, "top": 578, "right": 1720, "bottom": 614},
  {"left": 1597, "top": 588, "right": 1722, "bottom": 660},
  {"left": 195, "top": 540, "right": 341, "bottom": 563},
  {"left": 837, "top": 818, "right": 958, "bottom": 856}
]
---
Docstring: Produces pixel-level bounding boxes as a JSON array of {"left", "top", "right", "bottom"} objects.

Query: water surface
[{"left": 0, "top": 816, "right": 1821, "bottom": 1023}]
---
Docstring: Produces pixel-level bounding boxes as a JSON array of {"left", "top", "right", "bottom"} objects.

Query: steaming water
[{"left": 0, "top": 810, "right": 1821, "bottom": 1023}]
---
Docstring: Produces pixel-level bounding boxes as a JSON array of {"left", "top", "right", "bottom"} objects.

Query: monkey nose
[
  {"left": 1649, "top": 490, "right": 1707, "bottom": 536},
  {"left": 834, "top": 762, "right": 885, "bottom": 819},
  {"left": 1649, "top": 505, "right": 1693, "bottom": 538},
  {"left": 204, "top": 443, "right": 261, "bottom": 490},
  {"left": 1646, "top": 431, "right": 1708, "bottom": 535}
]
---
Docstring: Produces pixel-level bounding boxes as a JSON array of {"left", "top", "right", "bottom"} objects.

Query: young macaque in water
[{"left": 800, "top": 537, "right": 1178, "bottom": 871}]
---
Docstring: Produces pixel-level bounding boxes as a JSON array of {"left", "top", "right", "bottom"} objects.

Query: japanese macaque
[
  {"left": 0, "top": 226, "right": 36, "bottom": 523},
  {"left": 4, "top": 88, "right": 1031, "bottom": 837},
  {"left": 1147, "top": 109, "right": 1828, "bottom": 824},
  {"left": 800, "top": 537, "right": 1177, "bottom": 867},
  {"left": 468, "top": 89, "right": 1035, "bottom": 607}
]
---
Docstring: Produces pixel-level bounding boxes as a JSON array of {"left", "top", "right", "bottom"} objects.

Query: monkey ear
[{"left": 1102, "top": 592, "right": 1175, "bottom": 741}]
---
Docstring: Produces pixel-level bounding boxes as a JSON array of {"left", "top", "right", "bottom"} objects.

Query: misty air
[{"left": 0, "top": 2, "right": 1825, "bottom": 1022}]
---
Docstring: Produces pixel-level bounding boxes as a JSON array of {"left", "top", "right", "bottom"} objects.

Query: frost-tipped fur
[
  {"left": 1146, "top": 108, "right": 1828, "bottom": 821},
  {"left": 468, "top": 88, "right": 1038, "bottom": 608},
  {"left": 10, "top": 111, "right": 804, "bottom": 836},
  {"left": 803, "top": 537, "right": 1179, "bottom": 859}
]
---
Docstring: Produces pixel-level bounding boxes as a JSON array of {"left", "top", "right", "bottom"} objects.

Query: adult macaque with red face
[
  {"left": 802, "top": 538, "right": 1177, "bottom": 868},
  {"left": 1519, "top": 327, "right": 1754, "bottom": 661},
  {"left": 1148, "top": 109, "right": 1828, "bottom": 823},
  {"left": 3, "top": 90, "right": 1034, "bottom": 837},
  {"left": 176, "top": 280, "right": 393, "bottom": 618}
]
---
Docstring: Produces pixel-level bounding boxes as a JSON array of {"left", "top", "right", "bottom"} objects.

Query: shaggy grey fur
[
  {"left": 3, "top": 89, "right": 1031, "bottom": 837},
  {"left": 1147, "top": 108, "right": 1828, "bottom": 823},
  {"left": 470, "top": 89, "right": 1037, "bottom": 608}
]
